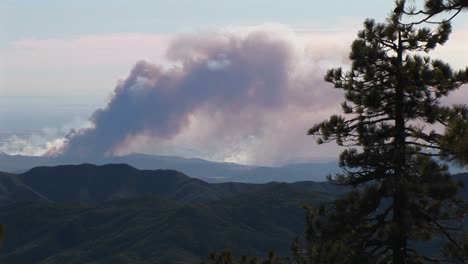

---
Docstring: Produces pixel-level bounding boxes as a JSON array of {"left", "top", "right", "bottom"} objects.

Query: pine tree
[
  {"left": 395, "top": 0, "right": 468, "bottom": 24},
  {"left": 303, "top": 1, "right": 468, "bottom": 263},
  {"left": 396, "top": 0, "right": 468, "bottom": 169},
  {"left": 439, "top": 106, "right": 468, "bottom": 167}
]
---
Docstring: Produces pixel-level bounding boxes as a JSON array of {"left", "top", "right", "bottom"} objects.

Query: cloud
[
  {"left": 45, "top": 25, "right": 347, "bottom": 165},
  {"left": 0, "top": 117, "right": 90, "bottom": 156},
  {"left": 0, "top": 133, "right": 52, "bottom": 156}
]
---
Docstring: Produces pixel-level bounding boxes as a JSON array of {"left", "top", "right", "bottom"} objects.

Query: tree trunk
[{"left": 392, "top": 29, "right": 408, "bottom": 264}]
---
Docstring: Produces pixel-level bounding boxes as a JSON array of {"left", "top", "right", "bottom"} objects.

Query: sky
[
  {"left": 0, "top": 1, "right": 467, "bottom": 165},
  {"left": 0, "top": 0, "right": 400, "bottom": 98}
]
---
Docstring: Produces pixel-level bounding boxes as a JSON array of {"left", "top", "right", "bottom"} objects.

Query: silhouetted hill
[
  {"left": 18, "top": 163, "right": 264, "bottom": 204},
  {"left": 0, "top": 163, "right": 343, "bottom": 204},
  {"left": 0, "top": 152, "right": 339, "bottom": 183}
]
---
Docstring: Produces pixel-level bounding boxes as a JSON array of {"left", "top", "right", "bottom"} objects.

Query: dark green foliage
[
  {"left": 443, "top": 229, "right": 468, "bottom": 262},
  {"left": 304, "top": 2, "right": 468, "bottom": 263},
  {"left": 201, "top": 251, "right": 284, "bottom": 264},
  {"left": 439, "top": 107, "right": 468, "bottom": 167}
]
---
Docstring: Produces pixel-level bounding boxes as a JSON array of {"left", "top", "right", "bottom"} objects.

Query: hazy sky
[
  {"left": 0, "top": 0, "right": 399, "bottom": 97},
  {"left": 0, "top": 1, "right": 467, "bottom": 165}
]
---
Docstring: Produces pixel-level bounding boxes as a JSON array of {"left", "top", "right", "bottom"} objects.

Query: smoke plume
[{"left": 52, "top": 26, "right": 348, "bottom": 164}]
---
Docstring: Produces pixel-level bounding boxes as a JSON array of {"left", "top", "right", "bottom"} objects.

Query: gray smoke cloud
[{"left": 52, "top": 26, "right": 347, "bottom": 164}]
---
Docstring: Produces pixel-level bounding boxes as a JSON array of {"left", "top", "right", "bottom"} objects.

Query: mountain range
[
  {"left": 0, "top": 152, "right": 341, "bottom": 183},
  {"left": 0, "top": 163, "right": 466, "bottom": 264},
  {"left": 0, "top": 163, "right": 349, "bottom": 263}
]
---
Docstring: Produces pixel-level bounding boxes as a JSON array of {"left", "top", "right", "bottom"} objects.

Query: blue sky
[{"left": 1, "top": 0, "right": 396, "bottom": 42}]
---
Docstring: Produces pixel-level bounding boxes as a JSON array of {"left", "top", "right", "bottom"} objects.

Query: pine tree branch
[
  {"left": 414, "top": 207, "right": 465, "bottom": 254},
  {"left": 405, "top": 141, "right": 443, "bottom": 149}
]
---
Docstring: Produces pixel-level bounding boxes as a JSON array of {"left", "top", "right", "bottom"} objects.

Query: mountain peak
[{"left": 25, "top": 163, "right": 138, "bottom": 174}]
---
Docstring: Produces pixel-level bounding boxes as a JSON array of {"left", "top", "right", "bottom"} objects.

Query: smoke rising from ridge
[{"left": 51, "top": 26, "right": 348, "bottom": 164}]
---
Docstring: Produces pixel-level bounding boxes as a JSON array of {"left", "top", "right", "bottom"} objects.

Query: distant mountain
[
  {"left": 0, "top": 164, "right": 342, "bottom": 264},
  {"left": 2, "top": 164, "right": 344, "bottom": 204},
  {"left": 20, "top": 164, "right": 214, "bottom": 204},
  {"left": 0, "top": 152, "right": 340, "bottom": 183}
]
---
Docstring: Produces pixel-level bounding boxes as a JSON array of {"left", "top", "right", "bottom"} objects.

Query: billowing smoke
[{"left": 51, "top": 26, "right": 348, "bottom": 164}]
